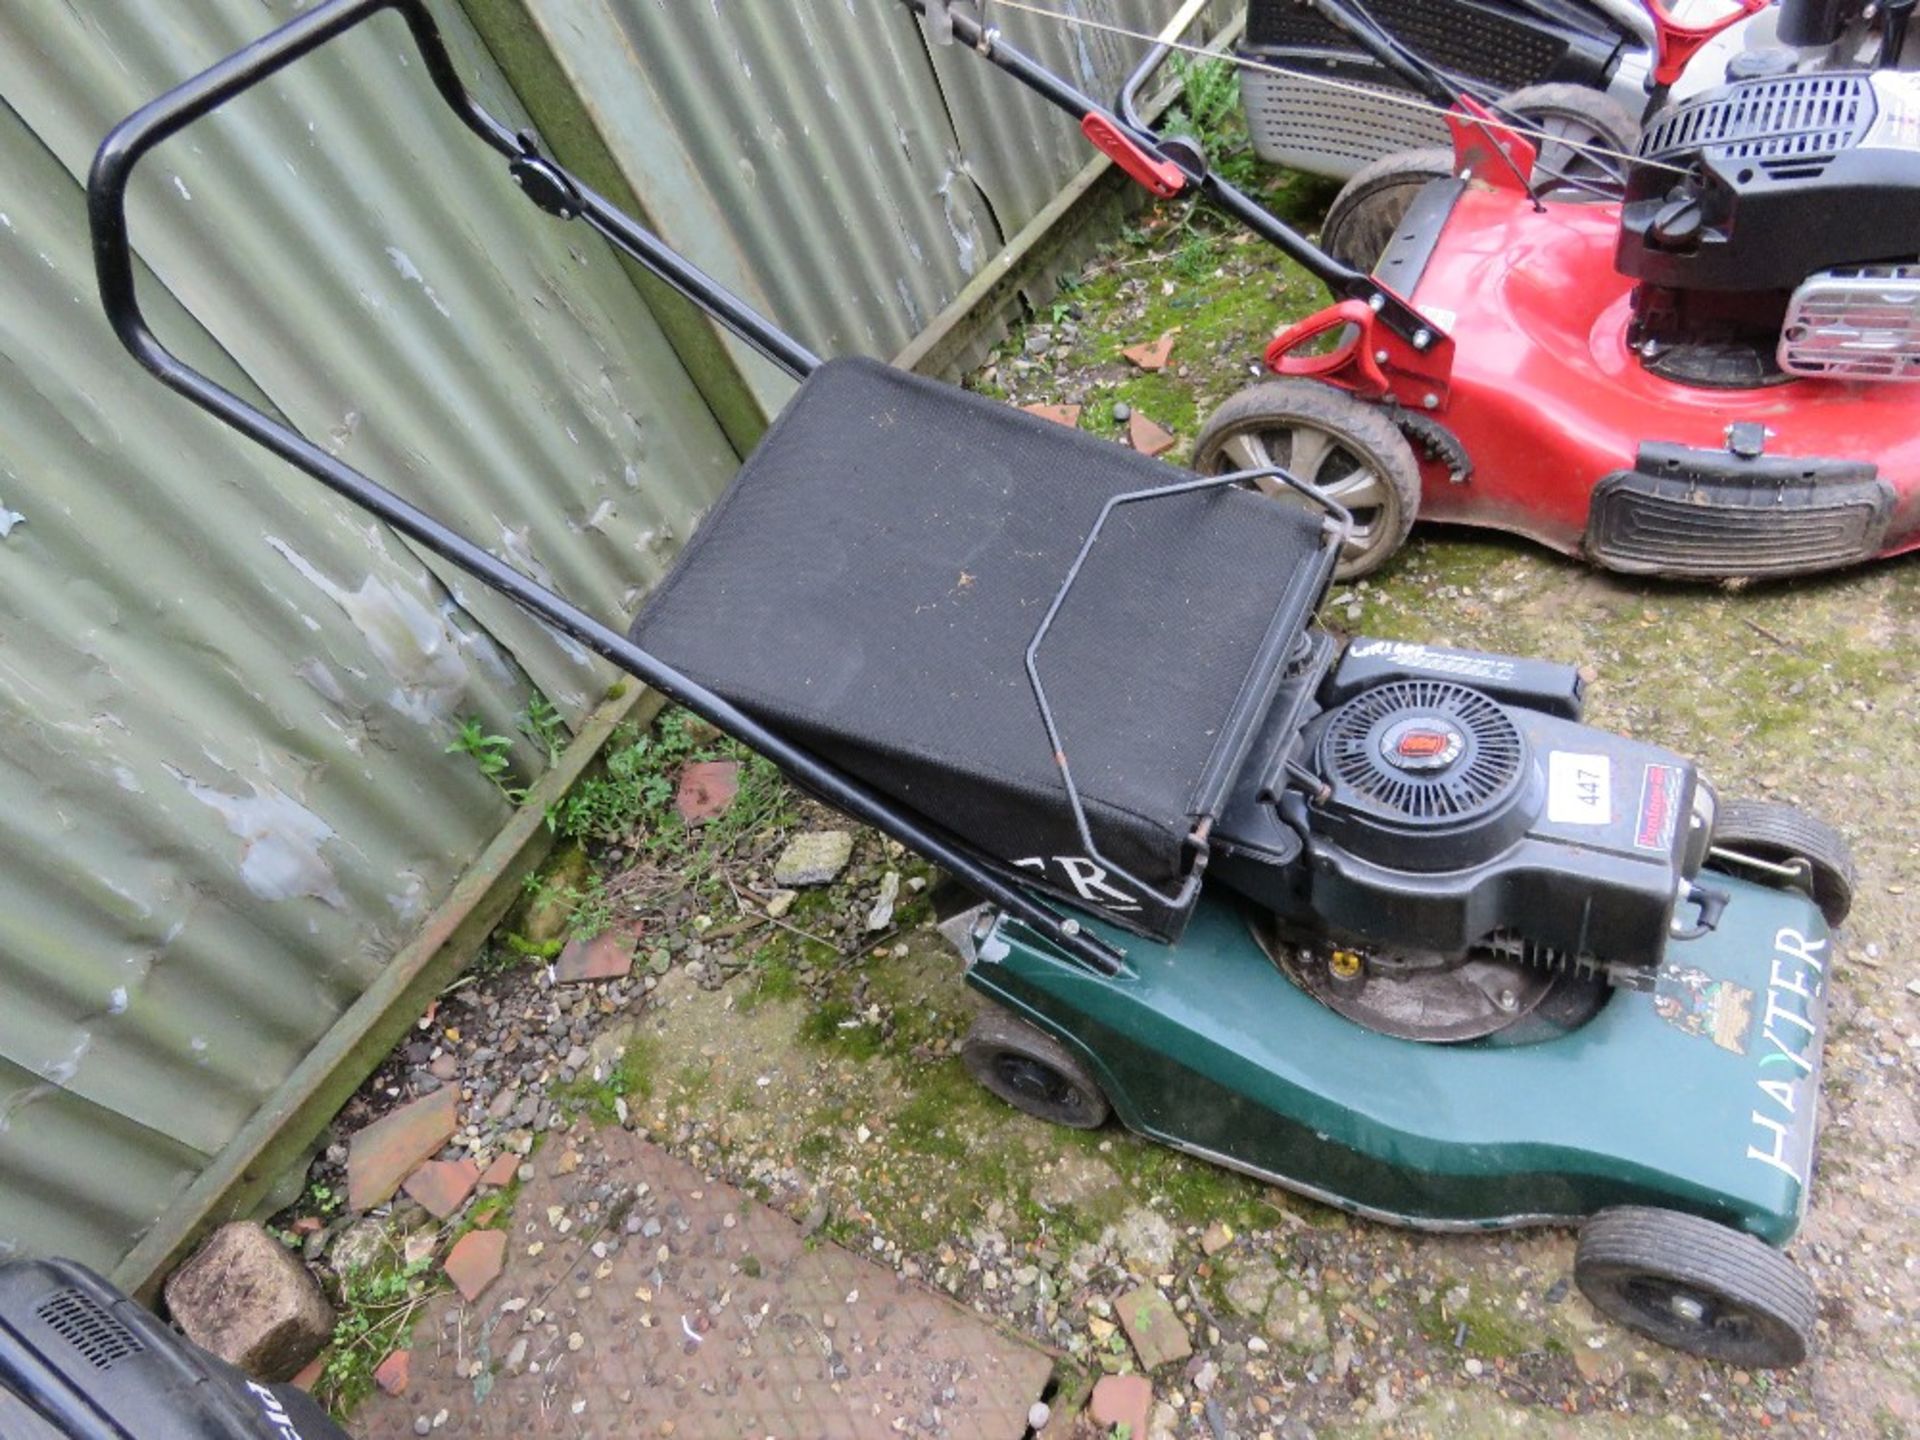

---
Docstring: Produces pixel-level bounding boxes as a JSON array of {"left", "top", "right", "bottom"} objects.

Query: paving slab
[{"left": 352, "top": 1127, "right": 1051, "bottom": 1439}]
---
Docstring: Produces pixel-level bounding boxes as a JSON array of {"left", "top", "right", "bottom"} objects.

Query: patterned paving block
[{"left": 353, "top": 1127, "right": 1050, "bottom": 1439}]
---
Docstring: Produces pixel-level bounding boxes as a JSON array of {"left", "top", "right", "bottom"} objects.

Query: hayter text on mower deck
[{"left": 92, "top": 0, "right": 1848, "bottom": 1366}]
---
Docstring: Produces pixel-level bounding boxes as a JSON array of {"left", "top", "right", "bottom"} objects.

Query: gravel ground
[{"left": 299, "top": 195, "right": 1917, "bottom": 1439}]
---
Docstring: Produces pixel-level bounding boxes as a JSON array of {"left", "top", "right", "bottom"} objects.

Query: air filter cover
[{"left": 1314, "top": 679, "right": 1538, "bottom": 869}]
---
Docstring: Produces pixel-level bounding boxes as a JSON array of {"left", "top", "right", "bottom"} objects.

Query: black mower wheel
[
  {"left": 961, "top": 1010, "right": 1109, "bottom": 1130},
  {"left": 1319, "top": 147, "right": 1456, "bottom": 273},
  {"left": 1710, "top": 797, "right": 1856, "bottom": 927},
  {"left": 1500, "top": 83, "right": 1640, "bottom": 201},
  {"left": 1575, "top": 1207, "right": 1817, "bottom": 1368},
  {"left": 1193, "top": 379, "right": 1421, "bottom": 580}
]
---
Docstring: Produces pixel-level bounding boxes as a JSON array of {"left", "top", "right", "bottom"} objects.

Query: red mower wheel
[{"left": 1193, "top": 380, "right": 1421, "bottom": 581}]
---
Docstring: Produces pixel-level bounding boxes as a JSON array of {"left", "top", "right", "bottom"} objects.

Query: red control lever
[
  {"left": 1643, "top": 0, "right": 1770, "bottom": 87},
  {"left": 1080, "top": 113, "right": 1187, "bottom": 198}
]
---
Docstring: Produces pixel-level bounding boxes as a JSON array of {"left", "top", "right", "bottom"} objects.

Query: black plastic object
[
  {"left": 1618, "top": 72, "right": 1920, "bottom": 293},
  {"left": 629, "top": 358, "right": 1334, "bottom": 940},
  {"left": 1293, "top": 701, "right": 1702, "bottom": 966},
  {"left": 1246, "top": 0, "right": 1629, "bottom": 91},
  {"left": 1587, "top": 443, "right": 1895, "bottom": 577},
  {"left": 0, "top": 1258, "right": 349, "bottom": 1440},
  {"left": 1774, "top": 0, "right": 1866, "bottom": 48},
  {"left": 1320, "top": 636, "right": 1585, "bottom": 719}
]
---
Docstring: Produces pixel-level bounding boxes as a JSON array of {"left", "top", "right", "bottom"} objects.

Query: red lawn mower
[{"left": 926, "top": 2, "right": 1920, "bottom": 582}]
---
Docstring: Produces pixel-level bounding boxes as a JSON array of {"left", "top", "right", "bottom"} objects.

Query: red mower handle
[{"left": 1643, "top": 0, "right": 1771, "bottom": 87}]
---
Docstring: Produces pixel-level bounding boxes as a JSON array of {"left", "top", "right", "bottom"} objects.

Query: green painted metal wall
[
  {"left": 0, "top": 0, "right": 1226, "bottom": 1282},
  {"left": 0, "top": 0, "right": 736, "bottom": 1272},
  {"left": 482, "top": 0, "right": 1229, "bottom": 404}
]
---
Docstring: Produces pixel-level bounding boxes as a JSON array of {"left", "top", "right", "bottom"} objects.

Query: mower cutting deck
[
  {"left": 1360, "top": 178, "right": 1920, "bottom": 571},
  {"left": 89, "top": 0, "right": 1854, "bottom": 1368}
]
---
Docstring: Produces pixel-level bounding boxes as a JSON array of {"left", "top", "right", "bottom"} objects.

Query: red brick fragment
[
  {"left": 674, "top": 759, "right": 739, "bottom": 823},
  {"left": 553, "top": 933, "right": 634, "bottom": 984},
  {"left": 1090, "top": 1372, "right": 1153, "bottom": 1435},
  {"left": 346, "top": 1086, "right": 459, "bottom": 1212},
  {"left": 401, "top": 1159, "right": 480, "bottom": 1220},
  {"left": 1019, "top": 402, "right": 1082, "bottom": 428},
  {"left": 444, "top": 1229, "right": 506, "bottom": 1303},
  {"left": 1122, "top": 329, "right": 1177, "bottom": 370},
  {"left": 1127, "top": 411, "right": 1177, "bottom": 458},
  {"left": 372, "top": 1347, "right": 411, "bottom": 1397}
]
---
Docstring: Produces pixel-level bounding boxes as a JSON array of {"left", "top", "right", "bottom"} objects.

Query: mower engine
[
  {"left": 1216, "top": 639, "right": 1719, "bottom": 1041},
  {"left": 1617, "top": 69, "right": 1920, "bottom": 383}
]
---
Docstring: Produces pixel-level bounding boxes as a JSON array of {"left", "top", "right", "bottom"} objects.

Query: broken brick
[
  {"left": 346, "top": 1086, "right": 459, "bottom": 1212},
  {"left": 1115, "top": 1286, "right": 1192, "bottom": 1369},
  {"left": 553, "top": 933, "right": 634, "bottom": 984},
  {"left": 1122, "top": 329, "right": 1177, "bottom": 370},
  {"left": 290, "top": 1356, "right": 325, "bottom": 1393},
  {"left": 1090, "top": 1372, "right": 1153, "bottom": 1435},
  {"left": 401, "top": 1159, "right": 480, "bottom": 1220},
  {"left": 674, "top": 759, "right": 739, "bottom": 824},
  {"left": 1127, "top": 411, "right": 1177, "bottom": 458},
  {"left": 372, "top": 1347, "right": 412, "bottom": 1397},
  {"left": 1019, "top": 402, "right": 1082, "bottom": 428},
  {"left": 444, "top": 1229, "right": 507, "bottom": 1302},
  {"left": 478, "top": 1152, "right": 520, "bottom": 1190}
]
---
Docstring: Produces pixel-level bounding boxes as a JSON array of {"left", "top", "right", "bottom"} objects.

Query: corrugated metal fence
[{"left": 0, "top": 0, "right": 1220, "bottom": 1284}]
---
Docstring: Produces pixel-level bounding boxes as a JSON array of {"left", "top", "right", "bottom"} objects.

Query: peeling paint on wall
[
  {"left": 267, "top": 538, "right": 475, "bottom": 726},
  {"left": 170, "top": 765, "right": 347, "bottom": 909}
]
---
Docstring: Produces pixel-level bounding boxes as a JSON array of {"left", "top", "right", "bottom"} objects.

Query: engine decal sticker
[
  {"left": 1344, "top": 638, "right": 1515, "bottom": 683},
  {"left": 1546, "top": 751, "right": 1611, "bottom": 824},
  {"left": 1634, "top": 762, "right": 1684, "bottom": 851},
  {"left": 1652, "top": 963, "right": 1754, "bottom": 1055}
]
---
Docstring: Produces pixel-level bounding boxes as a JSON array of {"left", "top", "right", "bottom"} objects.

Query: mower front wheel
[
  {"left": 1574, "top": 1207, "right": 1817, "bottom": 1367},
  {"left": 961, "top": 1009, "right": 1109, "bottom": 1130},
  {"left": 1193, "top": 380, "right": 1421, "bottom": 581},
  {"left": 1710, "top": 798, "right": 1856, "bottom": 927}
]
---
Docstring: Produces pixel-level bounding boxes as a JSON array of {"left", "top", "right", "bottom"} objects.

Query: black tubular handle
[
  {"left": 86, "top": 0, "right": 1127, "bottom": 976},
  {"left": 896, "top": 0, "right": 1444, "bottom": 349},
  {"left": 90, "top": 0, "right": 819, "bottom": 382}
]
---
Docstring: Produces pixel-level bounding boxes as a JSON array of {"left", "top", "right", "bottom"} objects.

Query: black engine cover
[
  {"left": 1213, "top": 641, "right": 1710, "bottom": 974},
  {"left": 1617, "top": 72, "right": 1920, "bottom": 294}
]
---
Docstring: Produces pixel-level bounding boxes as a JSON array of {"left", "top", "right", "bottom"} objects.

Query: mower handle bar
[
  {"left": 86, "top": 0, "right": 1134, "bottom": 978},
  {"left": 899, "top": 0, "right": 1445, "bottom": 353}
]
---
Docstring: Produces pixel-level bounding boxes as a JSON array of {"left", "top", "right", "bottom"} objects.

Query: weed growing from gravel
[{"left": 315, "top": 1248, "right": 443, "bottom": 1415}]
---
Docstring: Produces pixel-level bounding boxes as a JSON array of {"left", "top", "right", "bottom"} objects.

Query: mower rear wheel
[
  {"left": 1500, "top": 83, "right": 1640, "bottom": 202},
  {"left": 1193, "top": 380, "right": 1421, "bottom": 580},
  {"left": 1710, "top": 798, "right": 1856, "bottom": 927},
  {"left": 1319, "top": 147, "right": 1455, "bottom": 272},
  {"left": 962, "top": 1009, "right": 1109, "bottom": 1130},
  {"left": 1575, "top": 1207, "right": 1816, "bottom": 1367}
]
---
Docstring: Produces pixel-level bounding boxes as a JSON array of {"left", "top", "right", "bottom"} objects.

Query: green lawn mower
[{"left": 91, "top": 0, "right": 1853, "bottom": 1369}]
